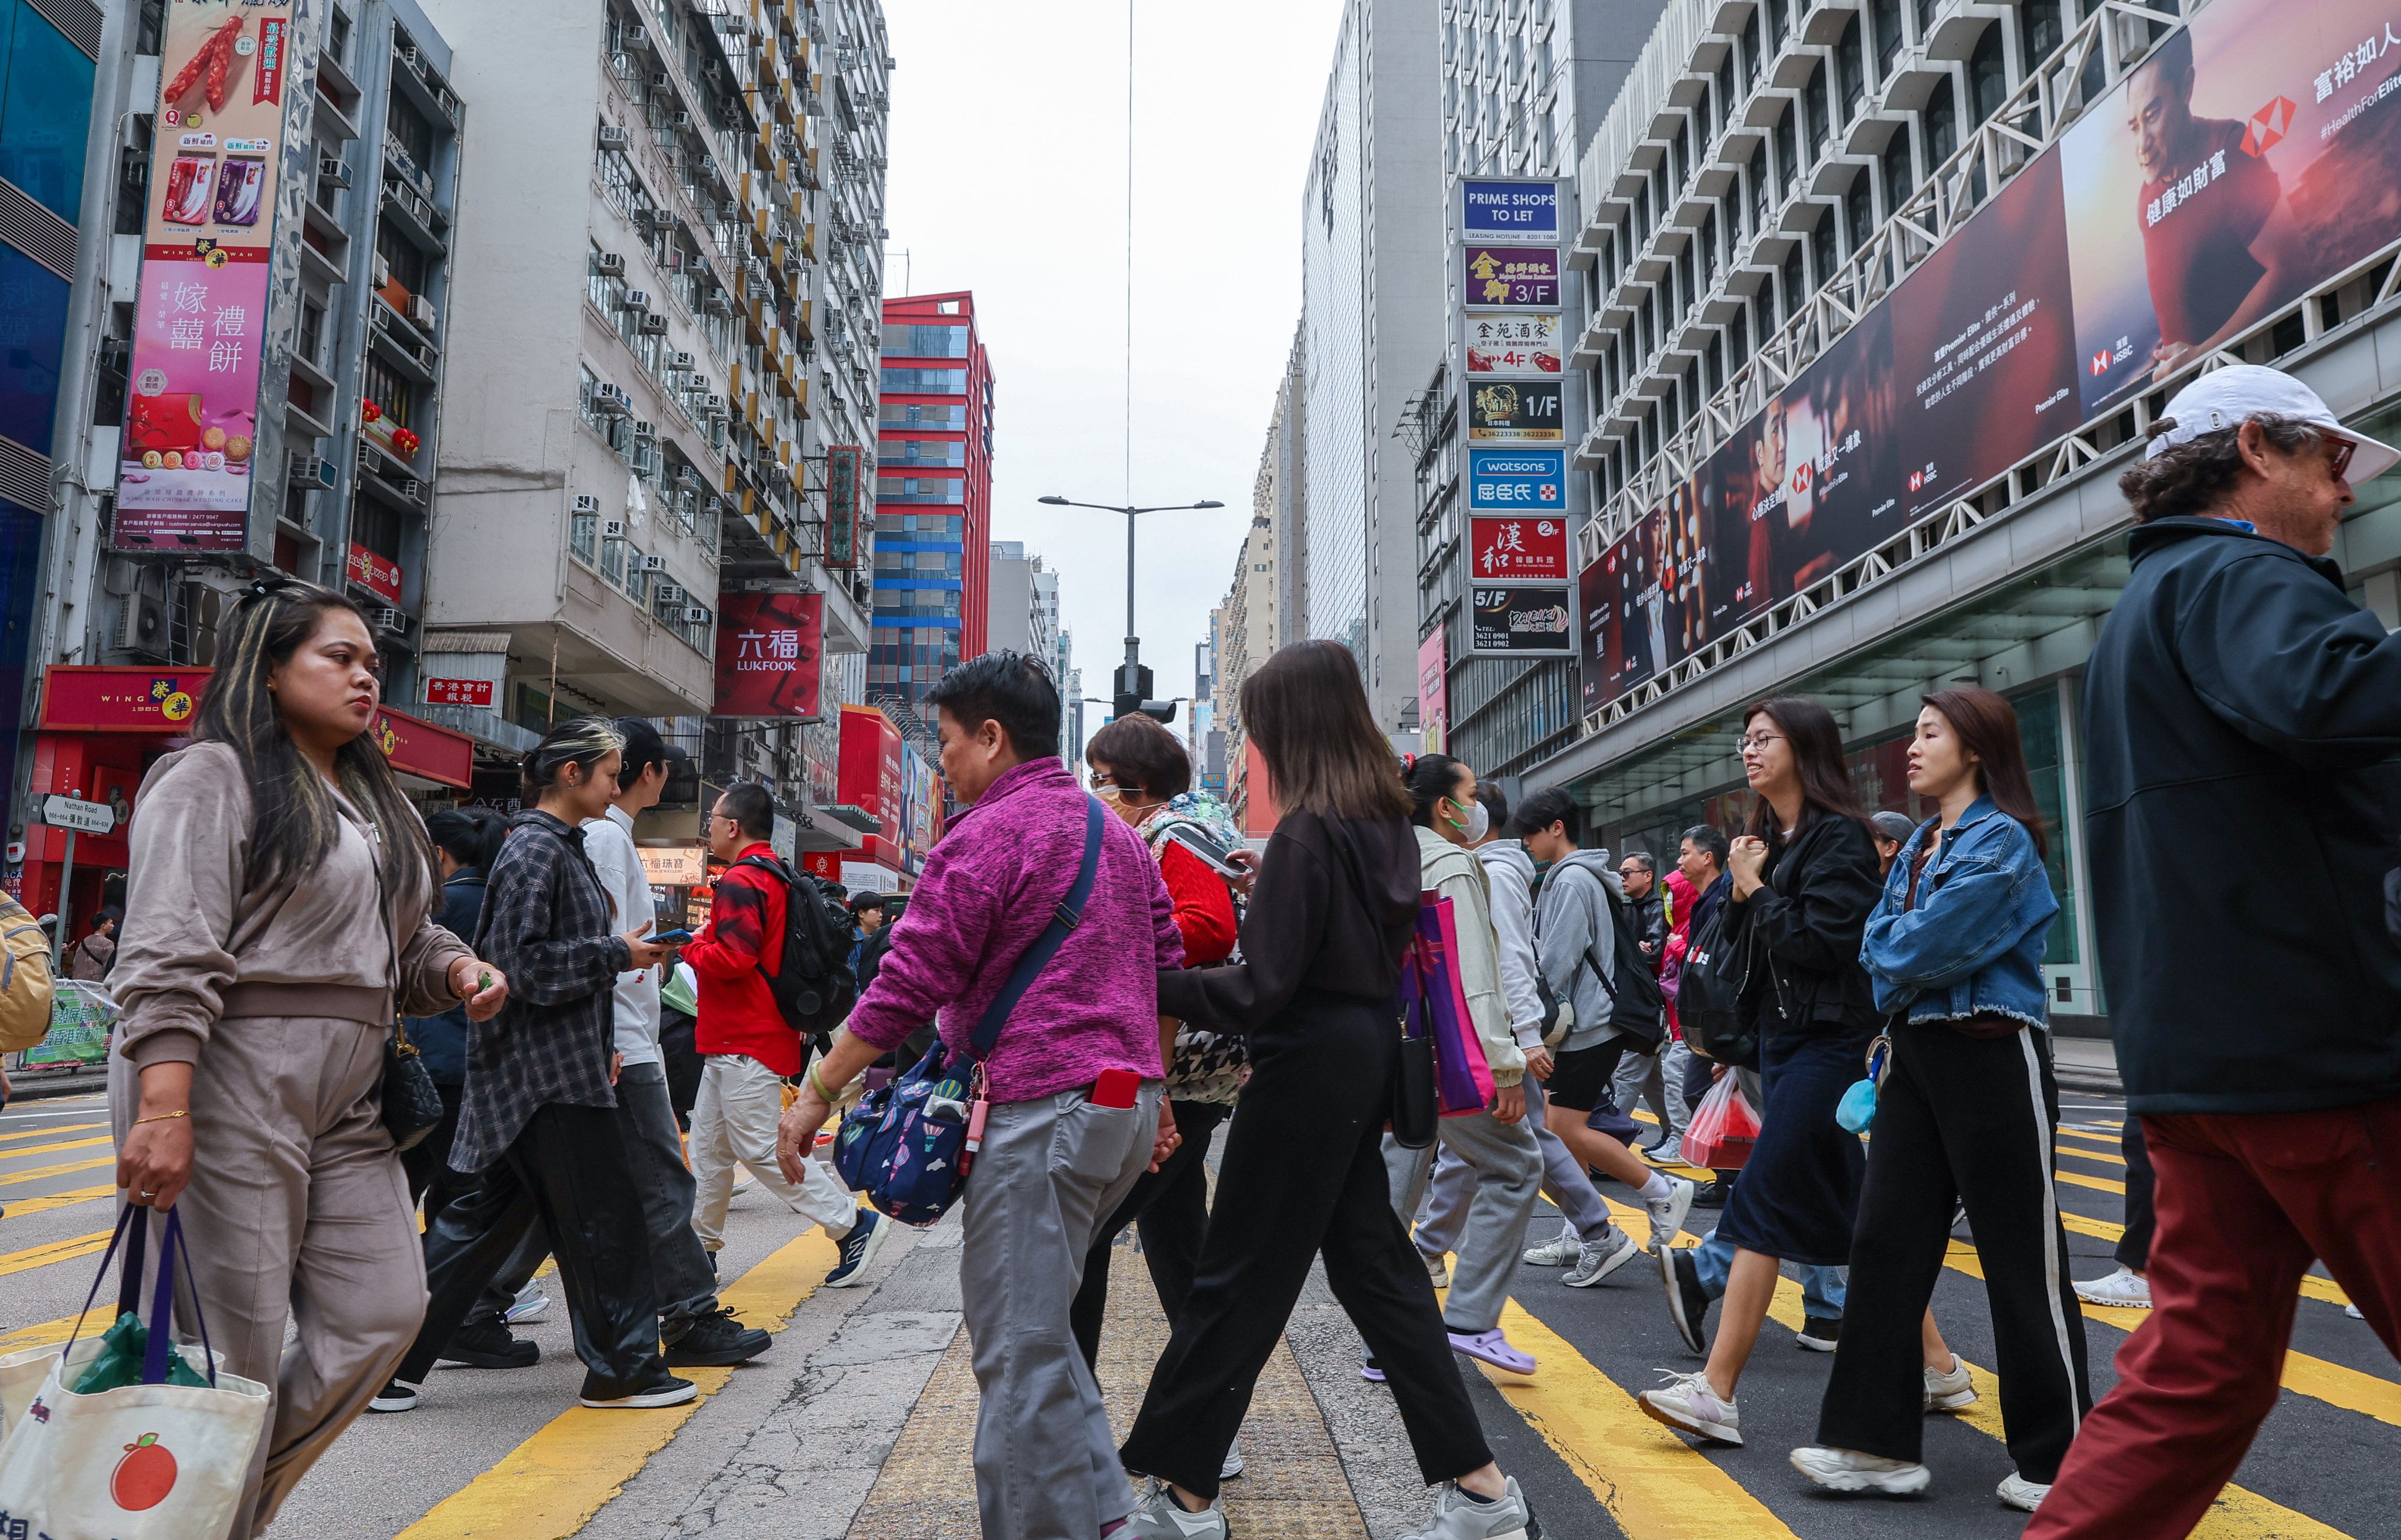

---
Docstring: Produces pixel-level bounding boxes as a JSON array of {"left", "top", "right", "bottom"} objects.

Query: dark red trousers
[{"left": 2026, "top": 1094, "right": 2401, "bottom": 1539}]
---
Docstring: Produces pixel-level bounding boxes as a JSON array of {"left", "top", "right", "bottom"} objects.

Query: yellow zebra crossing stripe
[
  {"left": 0, "top": 1121, "right": 106, "bottom": 1144},
  {"left": 393, "top": 1229, "right": 840, "bottom": 1540},
  {"left": 0, "top": 1156, "right": 115, "bottom": 1191},
  {"left": 2054, "top": 1211, "right": 2350, "bottom": 1308},
  {"left": 0, "top": 1229, "right": 112, "bottom": 1279},
  {"left": 0, "top": 1182, "right": 118, "bottom": 1223}
]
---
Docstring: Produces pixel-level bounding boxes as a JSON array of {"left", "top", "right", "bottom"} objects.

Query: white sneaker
[
  {"left": 1123, "top": 1482, "right": 1227, "bottom": 1539},
  {"left": 1998, "top": 1473, "right": 2050, "bottom": 1512},
  {"left": 2073, "top": 1265, "right": 2151, "bottom": 1308},
  {"left": 1923, "top": 1354, "right": 1978, "bottom": 1412},
  {"left": 505, "top": 1283, "right": 551, "bottom": 1325},
  {"left": 1642, "top": 1137, "right": 1688, "bottom": 1168},
  {"left": 1563, "top": 1229, "right": 1641, "bottom": 1288},
  {"left": 1637, "top": 1369, "right": 1741, "bottom": 1444},
  {"left": 1521, "top": 1221, "right": 1581, "bottom": 1267},
  {"left": 1400, "top": 1476, "right": 1534, "bottom": 1540},
  {"left": 1789, "top": 1446, "right": 1932, "bottom": 1494},
  {"left": 2348, "top": 1303, "right": 2367, "bottom": 1320},
  {"left": 1644, "top": 1177, "right": 1696, "bottom": 1253},
  {"left": 1220, "top": 1438, "right": 1245, "bottom": 1480}
]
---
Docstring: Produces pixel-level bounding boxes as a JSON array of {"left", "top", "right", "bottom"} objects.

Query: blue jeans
[{"left": 1693, "top": 1227, "right": 1847, "bottom": 1317}]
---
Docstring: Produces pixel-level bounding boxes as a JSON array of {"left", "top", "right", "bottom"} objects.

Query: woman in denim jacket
[{"left": 1793, "top": 686, "right": 2093, "bottom": 1514}]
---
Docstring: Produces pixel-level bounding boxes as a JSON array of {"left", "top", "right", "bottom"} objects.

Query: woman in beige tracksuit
[
  {"left": 110, "top": 581, "right": 508, "bottom": 1538},
  {"left": 1380, "top": 753, "right": 1546, "bottom": 1375}
]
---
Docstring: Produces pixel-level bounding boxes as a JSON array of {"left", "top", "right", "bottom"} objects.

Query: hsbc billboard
[{"left": 1581, "top": 0, "right": 2401, "bottom": 713}]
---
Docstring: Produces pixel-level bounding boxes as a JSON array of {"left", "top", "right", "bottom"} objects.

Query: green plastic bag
[{"left": 69, "top": 1310, "right": 209, "bottom": 1394}]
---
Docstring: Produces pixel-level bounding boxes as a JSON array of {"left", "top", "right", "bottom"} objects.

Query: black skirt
[{"left": 1714, "top": 1026, "right": 1872, "bottom": 1267}]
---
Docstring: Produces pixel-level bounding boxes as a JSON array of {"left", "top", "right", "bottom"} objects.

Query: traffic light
[{"left": 1112, "top": 662, "right": 1177, "bottom": 724}]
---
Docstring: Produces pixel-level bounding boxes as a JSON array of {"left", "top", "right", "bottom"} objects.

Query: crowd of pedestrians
[{"left": 87, "top": 363, "right": 2401, "bottom": 1540}]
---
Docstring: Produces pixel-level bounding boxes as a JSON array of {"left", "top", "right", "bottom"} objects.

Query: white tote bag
[{"left": 0, "top": 1208, "right": 269, "bottom": 1540}]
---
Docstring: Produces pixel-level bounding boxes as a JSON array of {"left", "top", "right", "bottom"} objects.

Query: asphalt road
[{"left": 2, "top": 1083, "right": 2393, "bottom": 1539}]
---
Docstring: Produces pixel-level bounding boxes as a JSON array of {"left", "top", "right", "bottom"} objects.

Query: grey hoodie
[
  {"left": 1476, "top": 839, "right": 1548, "bottom": 1050},
  {"left": 1534, "top": 846, "right": 1624, "bottom": 1052}
]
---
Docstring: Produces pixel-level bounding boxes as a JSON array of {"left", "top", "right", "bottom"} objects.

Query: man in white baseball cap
[{"left": 2033, "top": 365, "right": 2401, "bottom": 1538}]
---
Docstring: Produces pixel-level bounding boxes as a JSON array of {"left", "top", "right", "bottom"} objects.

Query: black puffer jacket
[
  {"left": 1720, "top": 812, "right": 1883, "bottom": 1043},
  {"left": 2084, "top": 516, "right": 2401, "bottom": 1115}
]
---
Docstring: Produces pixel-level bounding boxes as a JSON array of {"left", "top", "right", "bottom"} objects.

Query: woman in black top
[
  {"left": 378, "top": 718, "right": 685, "bottom": 1415},
  {"left": 399, "top": 805, "right": 508, "bottom": 1225},
  {"left": 1641, "top": 695, "right": 1882, "bottom": 1449},
  {"left": 1118, "top": 642, "right": 1536, "bottom": 1540}
]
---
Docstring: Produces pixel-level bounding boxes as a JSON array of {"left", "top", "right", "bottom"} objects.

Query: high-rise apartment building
[
  {"left": 418, "top": 0, "right": 887, "bottom": 837},
  {"left": 1300, "top": 0, "right": 1442, "bottom": 732},
  {"left": 984, "top": 538, "right": 1049, "bottom": 658},
  {"left": 871, "top": 290, "right": 993, "bottom": 737}
]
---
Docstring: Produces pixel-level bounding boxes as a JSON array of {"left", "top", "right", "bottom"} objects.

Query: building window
[
  {"left": 1765, "top": 0, "right": 1788, "bottom": 54},
  {"left": 1969, "top": 24, "right": 2008, "bottom": 125},
  {"left": 1774, "top": 104, "right": 1797, "bottom": 194},
  {"left": 1741, "top": 9, "right": 1761, "bottom": 92},
  {"left": 1748, "top": 139, "right": 1770, "bottom": 234},
  {"left": 1874, "top": 0, "right": 1904, "bottom": 78},
  {"left": 388, "top": 94, "right": 437, "bottom": 171},
  {"left": 1881, "top": 130, "right": 1915, "bottom": 215},
  {"left": 1781, "top": 243, "right": 1807, "bottom": 325},
  {"left": 1843, "top": 171, "right": 1873, "bottom": 255},
  {"left": 1810, "top": 206, "right": 1838, "bottom": 290},
  {"left": 0, "top": 3, "right": 95, "bottom": 220},
  {"left": 2020, "top": 0, "right": 2063, "bottom": 70},
  {"left": 1925, "top": 74, "right": 1959, "bottom": 168},
  {"left": 1835, "top": 15, "right": 1866, "bottom": 125},
  {"left": 1802, "top": 64, "right": 1829, "bottom": 162}
]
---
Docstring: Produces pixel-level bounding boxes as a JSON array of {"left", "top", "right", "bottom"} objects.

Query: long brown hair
[
  {"left": 1921, "top": 686, "right": 2049, "bottom": 860},
  {"left": 1239, "top": 641, "right": 1412, "bottom": 821},
  {"left": 1743, "top": 695, "right": 1867, "bottom": 842}
]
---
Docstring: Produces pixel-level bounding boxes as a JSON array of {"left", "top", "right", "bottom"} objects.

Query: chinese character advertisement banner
[
  {"left": 1463, "top": 245, "right": 1561, "bottom": 306},
  {"left": 714, "top": 590, "right": 824, "bottom": 718},
  {"left": 116, "top": 0, "right": 299, "bottom": 550},
  {"left": 1469, "top": 515, "right": 1570, "bottom": 581},
  {"left": 1579, "top": 0, "right": 2401, "bottom": 716}
]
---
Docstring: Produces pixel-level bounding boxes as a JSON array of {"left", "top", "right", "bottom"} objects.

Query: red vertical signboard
[{"left": 839, "top": 705, "right": 905, "bottom": 867}]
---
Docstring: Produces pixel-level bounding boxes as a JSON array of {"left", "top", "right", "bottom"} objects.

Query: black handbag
[
  {"left": 1680, "top": 903, "right": 1760, "bottom": 1069},
  {"left": 1392, "top": 985, "right": 1438, "bottom": 1149},
  {"left": 371, "top": 848, "right": 447, "bottom": 1153}
]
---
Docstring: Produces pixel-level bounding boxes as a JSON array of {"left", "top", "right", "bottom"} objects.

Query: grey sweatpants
[
  {"left": 1384, "top": 1103, "right": 1543, "bottom": 1334},
  {"left": 1417, "top": 1078, "right": 1622, "bottom": 1250},
  {"left": 961, "top": 1082, "right": 1162, "bottom": 1540},
  {"left": 1612, "top": 1038, "right": 1694, "bottom": 1146},
  {"left": 111, "top": 1016, "right": 427, "bottom": 1540}
]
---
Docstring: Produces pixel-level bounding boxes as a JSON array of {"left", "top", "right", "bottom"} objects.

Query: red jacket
[{"left": 684, "top": 842, "right": 802, "bottom": 1075}]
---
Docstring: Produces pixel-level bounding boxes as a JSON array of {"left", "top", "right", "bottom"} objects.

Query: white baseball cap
[{"left": 2146, "top": 364, "right": 2400, "bottom": 484}]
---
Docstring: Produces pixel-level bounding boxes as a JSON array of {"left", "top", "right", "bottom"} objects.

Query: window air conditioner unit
[
  {"left": 705, "top": 292, "right": 733, "bottom": 316},
  {"left": 704, "top": 59, "right": 725, "bottom": 83},
  {"left": 631, "top": 419, "right": 658, "bottom": 440},
  {"left": 648, "top": 71, "right": 673, "bottom": 90},
  {"left": 656, "top": 583, "right": 685, "bottom": 603},
  {"left": 668, "top": 350, "right": 696, "bottom": 370},
  {"left": 373, "top": 607, "right": 411, "bottom": 635},
  {"left": 398, "top": 46, "right": 420, "bottom": 70},
  {"left": 671, "top": 111, "right": 694, "bottom": 129},
  {"left": 602, "top": 518, "right": 627, "bottom": 539},
  {"left": 641, "top": 553, "right": 665, "bottom": 571},
  {"left": 372, "top": 254, "right": 392, "bottom": 288},
  {"left": 638, "top": 312, "right": 669, "bottom": 335},
  {"left": 318, "top": 155, "right": 349, "bottom": 187},
  {"left": 399, "top": 478, "right": 425, "bottom": 501},
  {"left": 617, "top": 288, "right": 650, "bottom": 311},
  {"left": 595, "top": 251, "right": 626, "bottom": 277},
  {"left": 623, "top": 24, "right": 646, "bottom": 47},
  {"left": 290, "top": 455, "right": 337, "bottom": 490},
  {"left": 594, "top": 384, "right": 631, "bottom": 415},
  {"left": 702, "top": 393, "right": 726, "bottom": 414},
  {"left": 573, "top": 494, "right": 600, "bottom": 514},
  {"left": 405, "top": 295, "right": 437, "bottom": 329},
  {"left": 597, "top": 124, "right": 629, "bottom": 149},
  {"left": 681, "top": 607, "right": 709, "bottom": 625}
]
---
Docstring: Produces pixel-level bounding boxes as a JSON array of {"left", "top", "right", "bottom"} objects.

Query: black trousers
[
  {"left": 1119, "top": 993, "right": 1493, "bottom": 1500},
  {"left": 1072, "top": 1099, "right": 1231, "bottom": 1369},
  {"left": 399, "top": 1080, "right": 476, "bottom": 1228},
  {"left": 396, "top": 1102, "right": 668, "bottom": 1389},
  {"left": 1816, "top": 1025, "right": 2093, "bottom": 1483},
  {"left": 2118, "top": 1117, "right": 2156, "bottom": 1270}
]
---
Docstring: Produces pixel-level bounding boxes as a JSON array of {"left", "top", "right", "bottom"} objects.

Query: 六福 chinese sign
[{"left": 714, "top": 590, "right": 824, "bottom": 718}]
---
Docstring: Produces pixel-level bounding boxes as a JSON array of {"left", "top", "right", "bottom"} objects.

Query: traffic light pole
[{"left": 1036, "top": 493, "right": 1224, "bottom": 724}]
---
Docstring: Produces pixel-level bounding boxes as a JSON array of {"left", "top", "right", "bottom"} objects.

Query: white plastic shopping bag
[{"left": 0, "top": 1206, "right": 269, "bottom": 1540}]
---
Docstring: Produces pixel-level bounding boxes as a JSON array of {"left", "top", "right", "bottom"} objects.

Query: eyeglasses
[
  {"left": 1740, "top": 732, "right": 1785, "bottom": 755},
  {"left": 2325, "top": 437, "right": 2357, "bottom": 482}
]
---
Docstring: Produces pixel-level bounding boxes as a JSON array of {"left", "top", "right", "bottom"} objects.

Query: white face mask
[{"left": 1445, "top": 796, "right": 1490, "bottom": 843}]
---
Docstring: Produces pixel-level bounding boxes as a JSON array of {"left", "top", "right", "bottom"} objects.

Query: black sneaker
[
  {"left": 578, "top": 1369, "right": 698, "bottom": 1409},
  {"left": 439, "top": 1320, "right": 539, "bottom": 1369},
  {"left": 665, "top": 1307, "right": 772, "bottom": 1367},
  {"left": 1660, "top": 1245, "right": 1711, "bottom": 1356},
  {"left": 1797, "top": 1315, "right": 1842, "bottom": 1351},
  {"left": 366, "top": 1379, "right": 419, "bottom": 1413},
  {"left": 1689, "top": 1178, "right": 1732, "bottom": 1208}
]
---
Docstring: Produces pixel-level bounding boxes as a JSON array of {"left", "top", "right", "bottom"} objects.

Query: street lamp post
[{"left": 1040, "top": 494, "right": 1222, "bottom": 722}]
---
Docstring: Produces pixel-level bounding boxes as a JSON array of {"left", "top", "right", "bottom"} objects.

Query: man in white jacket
[
  {"left": 1515, "top": 789, "right": 1696, "bottom": 1254},
  {"left": 1415, "top": 788, "right": 1644, "bottom": 1287}
]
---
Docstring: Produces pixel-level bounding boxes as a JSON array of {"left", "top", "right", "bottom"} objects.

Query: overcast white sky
[{"left": 881, "top": 0, "right": 1346, "bottom": 716}]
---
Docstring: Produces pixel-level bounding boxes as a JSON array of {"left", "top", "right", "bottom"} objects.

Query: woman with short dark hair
[
  {"left": 1795, "top": 686, "right": 2090, "bottom": 1511},
  {"left": 1118, "top": 641, "right": 1536, "bottom": 1540},
  {"left": 109, "top": 580, "right": 510, "bottom": 1538}
]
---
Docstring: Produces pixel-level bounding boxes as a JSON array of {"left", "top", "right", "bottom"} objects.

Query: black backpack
[
  {"left": 1584, "top": 878, "right": 1666, "bottom": 1046},
  {"left": 734, "top": 854, "right": 859, "bottom": 1034}
]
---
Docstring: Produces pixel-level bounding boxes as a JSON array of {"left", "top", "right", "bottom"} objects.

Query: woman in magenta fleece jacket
[{"left": 776, "top": 652, "right": 1183, "bottom": 1540}]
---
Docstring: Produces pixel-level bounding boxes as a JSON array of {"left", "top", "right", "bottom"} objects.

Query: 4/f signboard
[{"left": 1464, "top": 312, "right": 1563, "bottom": 376}]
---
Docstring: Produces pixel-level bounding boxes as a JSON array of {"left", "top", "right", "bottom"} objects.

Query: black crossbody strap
[{"left": 967, "top": 794, "right": 1105, "bottom": 1063}]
